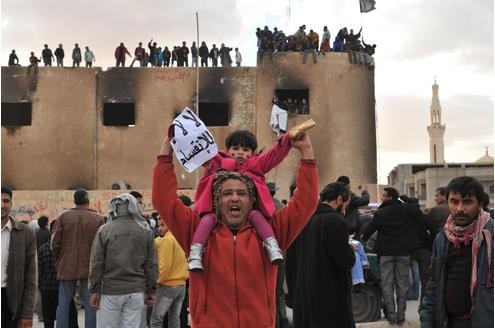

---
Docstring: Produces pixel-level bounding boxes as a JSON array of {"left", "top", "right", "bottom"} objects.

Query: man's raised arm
[
  {"left": 151, "top": 136, "right": 199, "bottom": 254},
  {"left": 271, "top": 134, "right": 318, "bottom": 250}
]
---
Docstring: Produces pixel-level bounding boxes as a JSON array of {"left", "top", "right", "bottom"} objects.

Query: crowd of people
[
  {"left": 7, "top": 40, "right": 243, "bottom": 69},
  {"left": 256, "top": 24, "right": 376, "bottom": 66},
  {"left": 2, "top": 125, "right": 493, "bottom": 328},
  {"left": 7, "top": 25, "right": 377, "bottom": 69}
]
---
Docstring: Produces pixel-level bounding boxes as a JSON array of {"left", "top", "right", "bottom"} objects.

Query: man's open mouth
[{"left": 229, "top": 205, "right": 241, "bottom": 215}]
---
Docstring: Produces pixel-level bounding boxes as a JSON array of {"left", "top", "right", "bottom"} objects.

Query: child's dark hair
[{"left": 225, "top": 130, "right": 257, "bottom": 151}]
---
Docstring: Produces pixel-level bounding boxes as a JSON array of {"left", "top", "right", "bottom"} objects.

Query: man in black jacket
[
  {"left": 292, "top": 182, "right": 356, "bottom": 328},
  {"left": 337, "top": 175, "right": 370, "bottom": 237},
  {"left": 198, "top": 42, "right": 209, "bottom": 67},
  {"left": 362, "top": 187, "right": 418, "bottom": 325},
  {"left": 180, "top": 41, "right": 189, "bottom": 67},
  {"left": 400, "top": 195, "right": 437, "bottom": 306}
]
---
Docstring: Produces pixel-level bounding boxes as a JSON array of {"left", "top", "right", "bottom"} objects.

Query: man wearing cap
[
  {"left": 51, "top": 189, "right": 104, "bottom": 328},
  {"left": 152, "top": 133, "right": 318, "bottom": 327}
]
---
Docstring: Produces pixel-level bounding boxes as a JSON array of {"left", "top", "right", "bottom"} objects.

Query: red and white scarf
[{"left": 444, "top": 209, "right": 492, "bottom": 300}]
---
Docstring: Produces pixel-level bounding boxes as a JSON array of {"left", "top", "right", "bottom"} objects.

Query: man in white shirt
[
  {"left": 235, "top": 48, "right": 242, "bottom": 67},
  {"left": 1, "top": 186, "right": 37, "bottom": 328}
]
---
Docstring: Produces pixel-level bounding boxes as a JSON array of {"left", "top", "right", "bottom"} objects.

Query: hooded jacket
[{"left": 152, "top": 155, "right": 318, "bottom": 328}]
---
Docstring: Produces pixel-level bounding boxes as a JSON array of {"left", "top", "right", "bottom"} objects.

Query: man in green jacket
[{"left": 1, "top": 186, "right": 37, "bottom": 328}]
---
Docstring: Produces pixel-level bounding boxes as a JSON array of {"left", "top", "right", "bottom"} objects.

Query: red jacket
[
  {"left": 194, "top": 135, "right": 291, "bottom": 217},
  {"left": 152, "top": 155, "right": 318, "bottom": 328}
]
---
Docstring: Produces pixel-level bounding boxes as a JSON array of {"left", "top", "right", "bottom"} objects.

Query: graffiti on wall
[
  {"left": 153, "top": 70, "right": 192, "bottom": 83},
  {"left": 10, "top": 189, "right": 189, "bottom": 222}
]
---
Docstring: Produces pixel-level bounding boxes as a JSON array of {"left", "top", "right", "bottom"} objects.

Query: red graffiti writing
[{"left": 153, "top": 70, "right": 192, "bottom": 83}]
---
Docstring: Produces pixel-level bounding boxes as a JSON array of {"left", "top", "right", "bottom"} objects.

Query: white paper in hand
[{"left": 170, "top": 107, "right": 218, "bottom": 173}]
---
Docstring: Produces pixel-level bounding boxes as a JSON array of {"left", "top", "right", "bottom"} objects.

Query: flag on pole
[{"left": 360, "top": 0, "right": 376, "bottom": 12}]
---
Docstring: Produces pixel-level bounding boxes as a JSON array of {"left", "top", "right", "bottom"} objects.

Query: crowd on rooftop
[
  {"left": 7, "top": 25, "right": 376, "bottom": 69},
  {"left": 256, "top": 24, "right": 376, "bottom": 66}
]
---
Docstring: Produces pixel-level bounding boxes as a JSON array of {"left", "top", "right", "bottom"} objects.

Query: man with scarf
[
  {"left": 88, "top": 194, "right": 158, "bottom": 328},
  {"left": 420, "top": 176, "right": 493, "bottom": 328}
]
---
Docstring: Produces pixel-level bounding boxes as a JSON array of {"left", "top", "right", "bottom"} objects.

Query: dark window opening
[
  {"left": 274, "top": 89, "right": 310, "bottom": 115},
  {"left": 103, "top": 103, "right": 135, "bottom": 126},
  {"left": 198, "top": 103, "right": 229, "bottom": 126},
  {"left": 1, "top": 102, "right": 32, "bottom": 126},
  {"left": 490, "top": 185, "right": 494, "bottom": 195}
]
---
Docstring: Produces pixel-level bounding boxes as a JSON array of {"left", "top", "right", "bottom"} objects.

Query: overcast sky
[{"left": 2, "top": 0, "right": 493, "bottom": 184}]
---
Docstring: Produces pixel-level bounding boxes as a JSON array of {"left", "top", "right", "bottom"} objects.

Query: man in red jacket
[{"left": 152, "top": 133, "right": 318, "bottom": 328}]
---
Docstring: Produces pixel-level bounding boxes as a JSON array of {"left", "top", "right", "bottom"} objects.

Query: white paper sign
[{"left": 170, "top": 107, "right": 218, "bottom": 173}]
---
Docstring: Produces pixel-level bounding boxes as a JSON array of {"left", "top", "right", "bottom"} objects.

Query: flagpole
[
  {"left": 196, "top": 12, "right": 200, "bottom": 118},
  {"left": 195, "top": 11, "right": 200, "bottom": 189}
]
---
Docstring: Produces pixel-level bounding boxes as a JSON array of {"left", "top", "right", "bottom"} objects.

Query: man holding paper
[{"left": 152, "top": 120, "right": 318, "bottom": 327}]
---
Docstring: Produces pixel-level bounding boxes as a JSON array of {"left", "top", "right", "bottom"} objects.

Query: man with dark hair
[
  {"left": 72, "top": 44, "right": 82, "bottom": 67},
  {"left": 42, "top": 44, "right": 54, "bottom": 66},
  {"left": 130, "top": 190, "right": 143, "bottom": 205},
  {"left": 198, "top": 41, "right": 209, "bottom": 67},
  {"left": 209, "top": 44, "right": 219, "bottom": 67},
  {"left": 2, "top": 186, "right": 37, "bottom": 328},
  {"left": 429, "top": 186, "right": 451, "bottom": 231},
  {"left": 337, "top": 175, "right": 370, "bottom": 237},
  {"left": 420, "top": 176, "right": 493, "bottom": 328},
  {"left": 54, "top": 44, "right": 64, "bottom": 67},
  {"left": 34, "top": 216, "right": 51, "bottom": 322},
  {"left": 148, "top": 39, "right": 158, "bottom": 67},
  {"left": 292, "top": 181, "right": 356, "bottom": 327},
  {"left": 8, "top": 50, "right": 20, "bottom": 66},
  {"left": 190, "top": 41, "right": 198, "bottom": 67},
  {"left": 150, "top": 213, "right": 188, "bottom": 328},
  {"left": 178, "top": 194, "right": 192, "bottom": 207},
  {"left": 36, "top": 216, "right": 51, "bottom": 250},
  {"left": 114, "top": 42, "right": 131, "bottom": 67},
  {"left": 268, "top": 182, "right": 289, "bottom": 328},
  {"left": 131, "top": 42, "right": 145, "bottom": 67},
  {"left": 38, "top": 220, "right": 79, "bottom": 328},
  {"left": 362, "top": 186, "right": 418, "bottom": 325},
  {"left": 180, "top": 41, "right": 189, "bottom": 67},
  {"left": 481, "top": 192, "right": 494, "bottom": 218},
  {"left": 51, "top": 189, "right": 104, "bottom": 328},
  {"left": 152, "top": 133, "right": 318, "bottom": 327},
  {"left": 400, "top": 195, "right": 437, "bottom": 305}
]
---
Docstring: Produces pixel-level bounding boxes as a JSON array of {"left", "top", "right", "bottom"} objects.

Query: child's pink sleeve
[{"left": 258, "top": 135, "right": 292, "bottom": 173}]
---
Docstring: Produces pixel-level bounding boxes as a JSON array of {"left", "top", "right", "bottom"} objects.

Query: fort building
[{"left": 2, "top": 52, "right": 377, "bottom": 218}]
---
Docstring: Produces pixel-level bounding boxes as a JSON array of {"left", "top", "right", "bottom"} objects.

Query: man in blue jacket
[{"left": 420, "top": 176, "right": 493, "bottom": 328}]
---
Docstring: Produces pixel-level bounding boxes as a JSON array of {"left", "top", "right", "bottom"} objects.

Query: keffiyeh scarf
[{"left": 444, "top": 209, "right": 492, "bottom": 300}]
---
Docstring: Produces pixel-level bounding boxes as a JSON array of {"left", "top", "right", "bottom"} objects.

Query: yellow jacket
[{"left": 155, "top": 231, "right": 188, "bottom": 286}]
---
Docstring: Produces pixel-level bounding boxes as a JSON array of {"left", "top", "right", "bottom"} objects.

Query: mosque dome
[{"left": 475, "top": 148, "right": 494, "bottom": 163}]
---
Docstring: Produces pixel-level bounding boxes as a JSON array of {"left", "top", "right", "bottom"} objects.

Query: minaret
[{"left": 427, "top": 79, "right": 445, "bottom": 163}]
